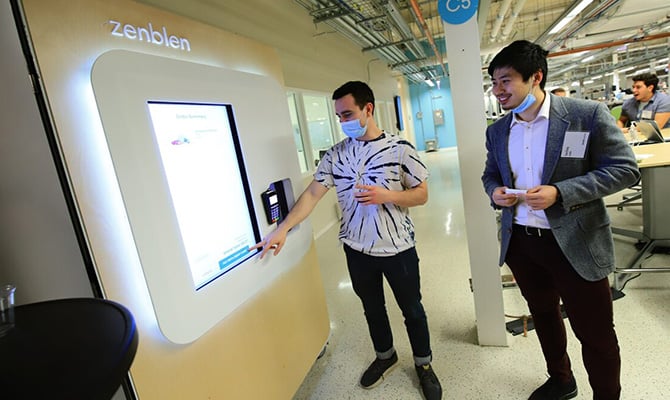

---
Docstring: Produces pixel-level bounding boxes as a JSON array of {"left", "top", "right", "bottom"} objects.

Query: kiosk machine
[{"left": 1, "top": 0, "right": 330, "bottom": 398}]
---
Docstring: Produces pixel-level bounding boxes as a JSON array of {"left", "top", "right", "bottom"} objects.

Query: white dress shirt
[{"left": 508, "top": 92, "right": 552, "bottom": 229}]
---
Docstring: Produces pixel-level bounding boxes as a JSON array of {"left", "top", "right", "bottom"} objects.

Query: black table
[{"left": 0, "top": 298, "right": 138, "bottom": 399}]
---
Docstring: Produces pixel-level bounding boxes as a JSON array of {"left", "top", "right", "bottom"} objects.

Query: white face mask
[{"left": 341, "top": 117, "right": 368, "bottom": 139}]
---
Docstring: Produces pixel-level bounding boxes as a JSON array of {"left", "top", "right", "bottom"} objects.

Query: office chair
[
  {"left": 616, "top": 182, "right": 642, "bottom": 210},
  {"left": 613, "top": 117, "right": 645, "bottom": 210}
]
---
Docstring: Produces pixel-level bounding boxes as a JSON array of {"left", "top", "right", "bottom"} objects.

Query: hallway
[{"left": 294, "top": 148, "right": 670, "bottom": 399}]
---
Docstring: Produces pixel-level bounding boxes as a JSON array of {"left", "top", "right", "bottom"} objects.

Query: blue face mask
[
  {"left": 512, "top": 92, "right": 536, "bottom": 114},
  {"left": 341, "top": 118, "right": 368, "bottom": 139}
]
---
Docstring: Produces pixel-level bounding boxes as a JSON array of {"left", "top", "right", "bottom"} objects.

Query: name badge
[
  {"left": 561, "top": 131, "right": 589, "bottom": 158},
  {"left": 641, "top": 110, "right": 653, "bottom": 120}
]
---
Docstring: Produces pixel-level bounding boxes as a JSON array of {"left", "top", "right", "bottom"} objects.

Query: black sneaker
[
  {"left": 415, "top": 363, "right": 442, "bottom": 400},
  {"left": 528, "top": 376, "right": 578, "bottom": 400},
  {"left": 359, "top": 352, "right": 399, "bottom": 389}
]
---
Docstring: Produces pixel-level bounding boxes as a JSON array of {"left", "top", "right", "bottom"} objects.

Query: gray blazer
[{"left": 482, "top": 94, "right": 640, "bottom": 281}]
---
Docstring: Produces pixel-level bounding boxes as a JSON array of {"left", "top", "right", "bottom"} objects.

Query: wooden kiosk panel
[{"left": 13, "top": 0, "right": 330, "bottom": 397}]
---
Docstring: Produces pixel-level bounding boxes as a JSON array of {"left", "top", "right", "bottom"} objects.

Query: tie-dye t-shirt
[{"left": 314, "top": 133, "right": 428, "bottom": 256}]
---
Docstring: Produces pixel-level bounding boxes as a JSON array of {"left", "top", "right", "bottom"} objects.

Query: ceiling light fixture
[
  {"left": 549, "top": 0, "right": 595, "bottom": 35},
  {"left": 424, "top": 78, "right": 435, "bottom": 87}
]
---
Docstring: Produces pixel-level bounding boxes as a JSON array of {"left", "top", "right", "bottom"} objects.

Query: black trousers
[
  {"left": 343, "top": 244, "right": 431, "bottom": 360},
  {"left": 506, "top": 224, "right": 621, "bottom": 400}
]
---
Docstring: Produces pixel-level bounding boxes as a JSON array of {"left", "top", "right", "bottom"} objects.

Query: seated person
[
  {"left": 617, "top": 73, "right": 670, "bottom": 132},
  {"left": 550, "top": 87, "right": 566, "bottom": 96}
]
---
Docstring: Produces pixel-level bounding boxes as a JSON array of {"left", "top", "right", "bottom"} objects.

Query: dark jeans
[
  {"left": 506, "top": 225, "right": 621, "bottom": 400},
  {"left": 343, "top": 244, "right": 431, "bottom": 359}
]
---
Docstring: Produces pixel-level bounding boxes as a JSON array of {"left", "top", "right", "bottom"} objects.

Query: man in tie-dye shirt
[{"left": 252, "top": 81, "right": 441, "bottom": 400}]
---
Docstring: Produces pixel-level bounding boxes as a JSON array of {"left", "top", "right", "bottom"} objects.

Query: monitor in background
[{"left": 393, "top": 95, "right": 404, "bottom": 131}]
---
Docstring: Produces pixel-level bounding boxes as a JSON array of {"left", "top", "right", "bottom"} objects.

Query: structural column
[{"left": 440, "top": 2, "right": 507, "bottom": 346}]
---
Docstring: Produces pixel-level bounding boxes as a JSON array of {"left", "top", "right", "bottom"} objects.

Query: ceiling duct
[
  {"left": 407, "top": 0, "right": 447, "bottom": 78},
  {"left": 295, "top": 0, "right": 440, "bottom": 83},
  {"left": 537, "top": 0, "right": 621, "bottom": 50},
  {"left": 500, "top": 0, "right": 528, "bottom": 41},
  {"left": 293, "top": 0, "right": 669, "bottom": 88},
  {"left": 489, "top": 0, "right": 513, "bottom": 42}
]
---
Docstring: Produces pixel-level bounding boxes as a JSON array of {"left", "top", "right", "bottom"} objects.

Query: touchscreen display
[{"left": 147, "top": 101, "right": 260, "bottom": 289}]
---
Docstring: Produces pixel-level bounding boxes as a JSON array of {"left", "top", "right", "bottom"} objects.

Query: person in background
[
  {"left": 250, "top": 81, "right": 442, "bottom": 400},
  {"left": 550, "top": 87, "right": 566, "bottom": 97},
  {"left": 617, "top": 72, "right": 670, "bottom": 131},
  {"left": 482, "top": 40, "right": 640, "bottom": 400}
]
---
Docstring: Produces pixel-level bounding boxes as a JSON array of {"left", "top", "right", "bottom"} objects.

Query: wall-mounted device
[
  {"left": 261, "top": 189, "right": 281, "bottom": 224},
  {"left": 261, "top": 179, "right": 292, "bottom": 225},
  {"left": 433, "top": 109, "right": 445, "bottom": 126}
]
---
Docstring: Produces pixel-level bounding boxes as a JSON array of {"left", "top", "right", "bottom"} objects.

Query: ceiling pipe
[
  {"left": 552, "top": 33, "right": 669, "bottom": 70},
  {"left": 477, "top": 0, "right": 493, "bottom": 41},
  {"left": 489, "top": 0, "right": 513, "bottom": 41},
  {"left": 517, "top": 5, "right": 577, "bottom": 22},
  {"left": 306, "top": 0, "right": 412, "bottom": 65},
  {"left": 500, "top": 0, "right": 528, "bottom": 41},
  {"left": 331, "top": 14, "right": 409, "bottom": 63},
  {"left": 326, "top": 2, "right": 428, "bottom": 80},
  {"left": 408, "top": 0, "right": 448, "bottom": 77},
  {"left": 548, "top": 32, "right": 670, "bottom": 57},
  {"left": 547, "top": 27, "right": 669, "bottom": 78},
  {"left": 538, "top": 0, "right": 620, "bottom": 50},
  {"left": 551, "top": 0, "right": 620, "bottom": 48},
  {"left": 549, "top": 48, "right": 668, "bottom": 83},
  {"left": 383, "top": 1, "right": 428, "bottom": 59},
  {"left": 550, "top": 59, "right": 668, "bottom": 88},
  {"left": 296, "top": 0, "right": 429, "bottom": 82},
  {"left": 325, "top": 18, "right": 422, "bottom": 80}
]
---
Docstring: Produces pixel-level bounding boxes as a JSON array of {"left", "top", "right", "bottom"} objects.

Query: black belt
[{"left": 513, "top": 224, "right": 552, "bottom": 237}]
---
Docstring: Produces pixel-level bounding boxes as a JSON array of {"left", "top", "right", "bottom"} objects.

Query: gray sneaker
[
  {"left": 359, "top": 352, "right": 399, "bottom": 389},
  {"left": 415, "top": 363, "right": 442, "bottom": 400}
]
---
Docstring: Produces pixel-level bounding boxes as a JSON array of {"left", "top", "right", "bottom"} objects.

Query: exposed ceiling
[
  {"left": 294, "top": 0, "right": 670, "bottom": 94},
  {"left": 137, "top": 0, "right": 670, "bottom": 95}
]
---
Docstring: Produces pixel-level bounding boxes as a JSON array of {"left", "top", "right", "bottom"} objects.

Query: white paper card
[{"left": 561, "top": 131, "right": 589, "bottom": 158}]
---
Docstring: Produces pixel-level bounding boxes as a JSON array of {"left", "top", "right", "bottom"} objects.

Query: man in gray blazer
[{"left": 481, "top": 40, "right": 639, "bottom": 400}]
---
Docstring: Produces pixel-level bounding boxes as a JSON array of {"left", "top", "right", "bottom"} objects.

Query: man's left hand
[
  {"left": 354, "top": 184, "right": 389, "bottom": 205},
  {"left": 524, "top": 185, "right": 559, "bottom": 210}
]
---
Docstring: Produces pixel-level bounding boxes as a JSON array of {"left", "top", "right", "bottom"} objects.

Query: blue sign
[{"left": 438, "top": 0, "right": 479, "bottom": 25}]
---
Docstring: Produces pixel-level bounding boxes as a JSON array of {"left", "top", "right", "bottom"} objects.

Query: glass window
[
  {"left": 303, "top": 95, "right": 336, "bottom": 167},
  {"left": 375, "top": 101, "right": 391, "bottom": 133},
  {"left": 286, "top": 93, "right": 308, "bottom": 173}
]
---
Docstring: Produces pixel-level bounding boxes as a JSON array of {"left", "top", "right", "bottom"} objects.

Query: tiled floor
[{"left": 293, "top": 148, "right": 670, "bottom": 400}]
